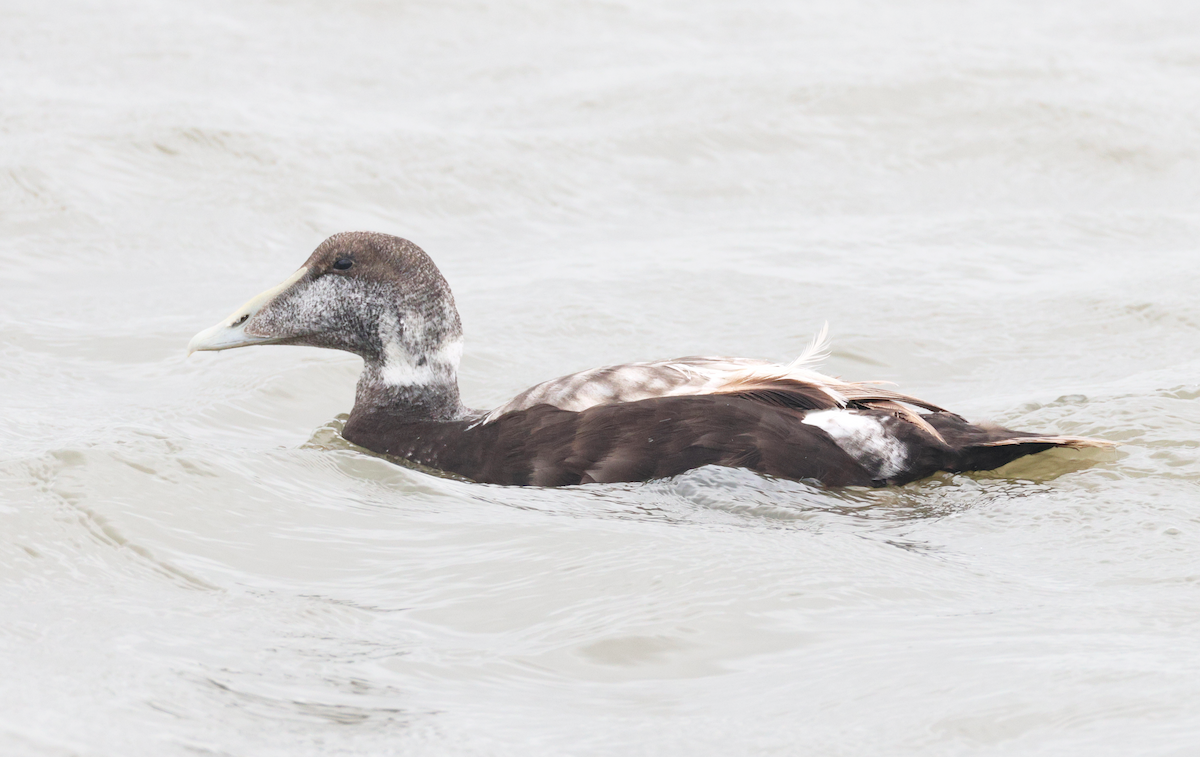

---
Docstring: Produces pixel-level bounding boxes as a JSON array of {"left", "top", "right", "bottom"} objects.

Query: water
[{"left": 3, "top": 0, "right": 1200, "bottom": 754}]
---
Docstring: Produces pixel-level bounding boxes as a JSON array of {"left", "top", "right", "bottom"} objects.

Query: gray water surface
[{"left": 3, "top": 0, "right": 1200, "bottom": 755}]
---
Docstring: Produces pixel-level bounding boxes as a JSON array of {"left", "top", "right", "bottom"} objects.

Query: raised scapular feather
[{"left": 484, "top": 324, "right": 951, "bottom": 440}]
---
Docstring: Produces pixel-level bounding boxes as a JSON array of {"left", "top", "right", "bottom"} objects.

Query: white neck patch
[{"left": 376, "top": 310, "right": 463, "bottom": 387}]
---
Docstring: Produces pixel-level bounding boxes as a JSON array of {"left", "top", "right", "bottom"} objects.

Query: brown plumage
[
  {"left": 343, "top": 395, "right": 883, "bottom": 487},
  {"left": 189, "top": 232, "right": 1114, "bottom": 488}
]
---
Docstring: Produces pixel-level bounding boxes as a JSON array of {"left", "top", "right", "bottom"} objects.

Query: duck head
[{"left": 189, "top": 232, "right": 466, "bottom": 420}]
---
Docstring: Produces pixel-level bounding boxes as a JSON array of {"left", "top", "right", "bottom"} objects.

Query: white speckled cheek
[
  {"left": 802, "top": 409, "right": 909, "bottom": 479},
  {"left": 285, "top": 276, "right": 351, "bottom": 332}
]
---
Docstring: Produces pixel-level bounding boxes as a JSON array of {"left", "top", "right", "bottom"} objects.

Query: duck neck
[{"left": 350, "top": 338, "right": 468, "bottom": 423}]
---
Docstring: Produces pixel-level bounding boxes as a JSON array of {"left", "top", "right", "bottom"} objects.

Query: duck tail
[
  {"left": 952, "top": 434, "right": 1115, "bottom": 472},
  {"left": 921, "top": 412, "right": 1114, "bottom": 472},
  {"left": 976, "top": 435, "right": 1115, "bottom": 449}
]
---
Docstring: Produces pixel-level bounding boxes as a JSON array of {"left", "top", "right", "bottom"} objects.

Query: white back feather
[{"left": 483, "top": 325, "right": 851, "bottom": 422}]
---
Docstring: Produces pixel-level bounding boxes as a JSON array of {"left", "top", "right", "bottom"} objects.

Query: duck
[{"left": 188, "top": 231, "right": 1112, "bottom": 487}]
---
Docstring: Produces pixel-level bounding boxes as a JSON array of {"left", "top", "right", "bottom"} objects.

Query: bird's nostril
[{"left": 233, "top": 314, "right": 249, "bottom": 326}]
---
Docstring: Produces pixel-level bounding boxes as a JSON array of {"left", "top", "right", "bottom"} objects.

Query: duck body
[
  {"left": 346, "top": 395, "right": 879, "bottom": 487},
  {"left": 189, "top": 232, "right": 1110, "bottom": 488},
  {"left": 344, "top": 398, "right": 1087, "bottom": 488}
]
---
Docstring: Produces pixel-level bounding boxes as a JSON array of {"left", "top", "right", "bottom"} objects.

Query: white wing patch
[{"left": 801, "top": 409, "right": 909, "bottom": 481}]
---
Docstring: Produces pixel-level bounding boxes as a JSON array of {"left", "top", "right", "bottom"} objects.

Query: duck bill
[{"left": 187, "top": 268, "right": 308, "bottom": 355}]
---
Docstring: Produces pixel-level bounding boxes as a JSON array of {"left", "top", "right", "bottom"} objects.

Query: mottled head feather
[{"left": 242, "top": 232, "right": 466, "bottom": 419}]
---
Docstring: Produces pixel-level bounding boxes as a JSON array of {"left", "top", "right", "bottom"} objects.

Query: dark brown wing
[
  {"left": 344, "top": 395, "right": 880, "bottom": 487},
  {"left": 341, "top": 397, "right": 1112, "bottom": 488},
  {"left": 712, "top": 377, "right": 949, "bottom": 441}
]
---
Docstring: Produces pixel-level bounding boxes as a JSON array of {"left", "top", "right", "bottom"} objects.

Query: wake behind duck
[{"left": 189, "top": 232, "right": 1111, "bottom": 487}]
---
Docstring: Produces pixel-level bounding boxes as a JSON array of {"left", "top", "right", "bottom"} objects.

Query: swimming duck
[{"left": 189, "top": 232, "right": 1111, "bottom": 487}]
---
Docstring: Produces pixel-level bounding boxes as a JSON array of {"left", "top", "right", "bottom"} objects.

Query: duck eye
[{"left": 332, "top": 258, "right": 353, "bottom": 271}]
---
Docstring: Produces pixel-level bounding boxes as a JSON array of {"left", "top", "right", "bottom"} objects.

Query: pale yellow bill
[{"left": 187, "top": 268, "right": 307, "bottom": 355}]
